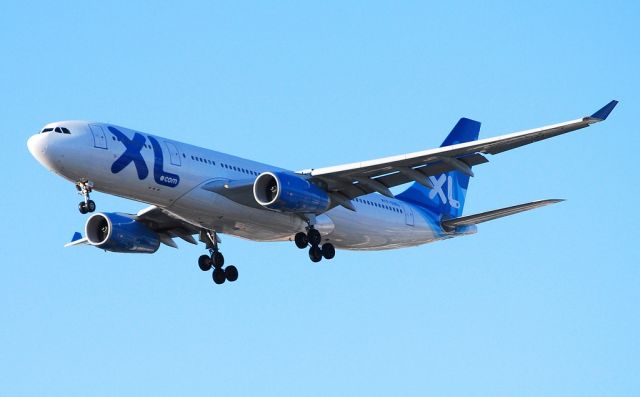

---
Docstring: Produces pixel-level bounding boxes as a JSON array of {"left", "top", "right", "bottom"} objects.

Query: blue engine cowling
[
  {"left": 85, "top": 212, "right": 160, "bottom": 253},
  {"left": 253, "top": 171, "right": 330, "bottom": 213}
]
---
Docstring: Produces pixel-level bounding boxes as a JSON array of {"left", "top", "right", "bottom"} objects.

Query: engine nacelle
[
  {"left": 253, "top": 171, "right": 330, "bottom": 213},
  {"left": 85, "top": 212, "right": 160, "bottom": 253}
]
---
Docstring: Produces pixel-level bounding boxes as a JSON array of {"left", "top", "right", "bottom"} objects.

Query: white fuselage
[{"left": 27, "top": 121, "right": 454, "bottom": 250}]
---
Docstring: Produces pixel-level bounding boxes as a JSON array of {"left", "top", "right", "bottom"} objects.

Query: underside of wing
[{"left": 134, "top": 205, "right": 201, "bottom": 247}]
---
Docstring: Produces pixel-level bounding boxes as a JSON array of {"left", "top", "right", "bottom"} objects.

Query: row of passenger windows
[
  {"left": 191, "top": 155, "right": 215, "bottom": 165},
  {"left": 354, "top": 197, "right": 404, "bottom": 213},
  {"left": 41, "top": 127, "right": 71, "bottom": 134},
  {"left": 221, "top": 163, "right": 260, "bottom": 176},
  {"left": 189, "top": 155, "right": 260, "bottom": 176}
]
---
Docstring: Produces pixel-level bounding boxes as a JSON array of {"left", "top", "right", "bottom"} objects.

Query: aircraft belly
[
  {"left": 168, "top": 188, "right": 305, "bottom": 241},
  {"left": 324, "top": 205, "right": 440, "bottom": 250}
]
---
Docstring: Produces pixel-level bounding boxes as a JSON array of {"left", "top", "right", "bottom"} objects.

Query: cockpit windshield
[{"left": 41, "top": 126, "right": 71, "bottom": 134}]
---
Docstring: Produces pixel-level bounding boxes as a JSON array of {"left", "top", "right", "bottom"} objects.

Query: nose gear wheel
[{"left": 76, "top": 181, "right": 96, "bottom": 214}]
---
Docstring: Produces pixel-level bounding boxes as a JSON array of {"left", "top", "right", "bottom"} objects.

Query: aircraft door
[
  {"left": 165, "top": 141, "right": 181, "bottom": 166},
  {"left": 404, "top": 205, "right": 415, "bottom": 226},
  {"left": 89, "top": 124, "right": 108, "bottom": 149}
]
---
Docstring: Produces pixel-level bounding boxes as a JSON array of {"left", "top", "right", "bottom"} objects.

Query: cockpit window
[{"left": 45, "top": 126, "right": 71, "bottom": 134}]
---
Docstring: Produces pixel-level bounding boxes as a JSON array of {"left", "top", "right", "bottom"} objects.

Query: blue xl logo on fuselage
[{"left": 108, "top": 126, "right": 180, "bottom": 188}]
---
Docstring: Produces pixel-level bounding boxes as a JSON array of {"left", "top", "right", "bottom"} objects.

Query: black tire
[
  {"left": 212, "top": 268, "right": 226, "bottom": 284},
  {"left": 78, "top": 202, "right": 88, "bottom": 214},
  {"left": 87, "top": 200, "right": 96, "bottom": 212},
  {"left": 225, "top": 265, "right": 239, "bottom": 282},
  {"left": 308, "top": 229, "right": 321, "bottom": 246},
  {"left": 198, "top": 255, "right": 212, "bottom": 271},
  {"left": 212, "top": 251, "right": 225, "bottom": 268},
  {"left": 321, "top": 243, "right": 335, "bottom": 260},
  {"left": 309, "top": 245, "right": 322, "bottom": 263},
  {"left": 294, "top": 232, "right": 309, "bottom": 249}
]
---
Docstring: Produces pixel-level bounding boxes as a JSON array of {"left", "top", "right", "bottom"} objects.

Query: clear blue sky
[{"left": 1, "top": 1, "right": 638, "bottom": 396}]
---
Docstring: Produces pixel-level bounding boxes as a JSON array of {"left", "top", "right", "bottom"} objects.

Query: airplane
[{"left": 27, "top": 100, "right": 618, "bottom": 285}]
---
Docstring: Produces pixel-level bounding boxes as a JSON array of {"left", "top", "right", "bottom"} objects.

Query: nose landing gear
[
  {"left": 76, "top": 181, "right": 96, "bottom": 214},
  {"left": 198, "top": 230, "right": 238, "bottom": 285}
]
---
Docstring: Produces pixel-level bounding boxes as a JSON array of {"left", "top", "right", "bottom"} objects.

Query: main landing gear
[
  {"left": 294, "top": 227, "right": 335, "bottom": 263},
  {"left": 198, "top": 230, "right": 238, "bottom": 285},
  {"left": 76, "top": 181, "right": 96, "bottom": 214}
]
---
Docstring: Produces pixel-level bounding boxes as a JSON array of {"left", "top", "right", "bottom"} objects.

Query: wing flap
[{"left": 441, "top": 199, "right": 564, "bottom": 231}]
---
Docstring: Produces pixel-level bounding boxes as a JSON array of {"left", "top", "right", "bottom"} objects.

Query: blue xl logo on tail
[
  {"left": 428, "top": 174, "right": 460, "bottom": 209},
  {"left": 108, "top": 126, "right": 180, "bottom": 188}
]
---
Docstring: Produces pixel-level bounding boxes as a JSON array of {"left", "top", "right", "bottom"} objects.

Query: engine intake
[
  {"left": 253, "top": 172, "right": 330, "bottom": 213},
  {"left": 85, "top": 213, "right": 160, "bottom": 253}
]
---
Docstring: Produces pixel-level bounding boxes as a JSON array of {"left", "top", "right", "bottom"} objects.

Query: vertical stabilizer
[{"left": 397, "top": 118, "right": 481, "bottom": 219}]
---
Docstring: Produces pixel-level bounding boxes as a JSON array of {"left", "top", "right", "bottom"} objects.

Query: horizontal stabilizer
[
  {"left": 64, "top": 232, "right": 88, "bottom": 247},
  {"left": 441, "top": 199, "right": 563, "bottom": 231}
]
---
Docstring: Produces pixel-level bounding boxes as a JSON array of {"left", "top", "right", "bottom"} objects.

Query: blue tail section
[{"left": 396, "top": 118, "right": 481, "bottom": 220}]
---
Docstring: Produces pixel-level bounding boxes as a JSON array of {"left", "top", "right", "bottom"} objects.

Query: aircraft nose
[
  {"left": 27, "top": 133, "right": 56, "bottom": 170},
  {"left": 27, "top": 133, "right": 46, "bottom": 158}
]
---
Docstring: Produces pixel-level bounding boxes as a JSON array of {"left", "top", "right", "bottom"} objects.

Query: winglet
[
  {"left": 64, "top": 232, "right": 89, "bottom": 248},
  {"left": 590, "top": 100, "right": 619, "bottom": 121}
]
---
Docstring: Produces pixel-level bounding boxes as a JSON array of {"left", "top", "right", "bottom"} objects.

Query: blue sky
[{"left": 1, "top": 1, "right": 639, "bottom": 396}]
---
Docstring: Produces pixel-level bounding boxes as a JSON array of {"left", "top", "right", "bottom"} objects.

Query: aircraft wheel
[
  {"left": 225, "top": 265, "right": 239, "bottom": 282},
  {"left": 294, "top": 232, "right": 309, "bottom": 249},
  {"left": 87, "top": 200, "right": 96, "bottom": 212},
  {"left": 78, "top": 202, "right": 88, "bottom": 214},
  {"left": 212, "top": 267, "right": 226, "bottom": 284},
  {"left": 308, "top": 229, "right": 321, "bottom": 246},
  {"left": 309, "top": 245, "right": 323, "bottom": 263},
  {"left": 212, "top": 251, "right": 224, "bottom": 268},
  {"left": 198, "top": 255, "right": 212, "bottom": 271},
  {"left": 321, "top": 243, "right": 335, "bottom": 260}
]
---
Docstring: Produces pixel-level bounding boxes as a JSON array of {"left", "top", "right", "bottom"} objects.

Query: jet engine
[
  {"left": 253, "top": 171, "right": 330, "bottom": 213},
  {"left": 85, "top": 212, "right": 161, "bottom": 253}
]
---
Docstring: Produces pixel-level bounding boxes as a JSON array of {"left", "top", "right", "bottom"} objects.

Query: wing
[
  {"left": 133, "top": 205, "right": 200, "bottom": 247},
  {"left": 302, "top": 100, "right": 618, "bottom": 207}
]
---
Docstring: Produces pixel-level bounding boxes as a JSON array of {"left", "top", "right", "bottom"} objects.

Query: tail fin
[{"left": 396, "top": 118, "right": 481, "bottom": 219}]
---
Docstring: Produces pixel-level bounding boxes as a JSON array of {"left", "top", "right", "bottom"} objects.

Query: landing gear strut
[
  {"left": 198, "top": 230, "right": 238, "bottom": 285},
  {"left": 76, "top": 181, "right": 96, "bottom": 214},
  {"left": 294, "top": 226, "right": 336, "bottom": 263}
]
